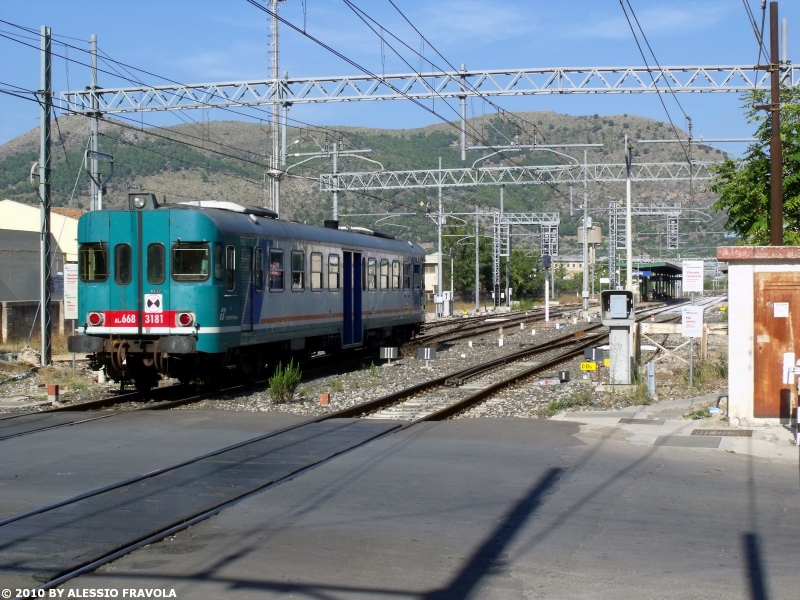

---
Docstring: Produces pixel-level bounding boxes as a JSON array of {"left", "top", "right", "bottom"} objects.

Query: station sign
[
  {"left": 682, "top": 260, "right": 704, "bottom": 293},
  {"left": 681, "top": 306, "right": 704, "bottom": 338},
  {"left": 64, "top": 263, "right": 78, "bottom": 320}
]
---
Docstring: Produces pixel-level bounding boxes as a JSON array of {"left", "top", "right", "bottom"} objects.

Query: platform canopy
[{"left": 618, "top": 261, "right": 683, "bottom": 301}]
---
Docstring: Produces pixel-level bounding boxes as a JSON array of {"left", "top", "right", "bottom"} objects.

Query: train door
[
  {"left": 239, "top": 239, "right": 256, "bottom": 333},
  {"left": 342, "top": 251, "right": 363, "bottom": 346},
  {"left": 107, "top": 212, "right": 139, "bottom": 329},
  {"left": 139, "top": 211, "right": 171, "bottom": 333}
]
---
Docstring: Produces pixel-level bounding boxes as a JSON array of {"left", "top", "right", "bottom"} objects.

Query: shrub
[
  {"left": 538, "top": 391, "right": 593, "bottom": 418},
  {"left": 268, "top": 360, "right": 302, "bottom": 403}
]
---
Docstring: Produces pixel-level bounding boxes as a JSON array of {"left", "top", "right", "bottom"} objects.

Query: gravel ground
[{"left": 0, "top": 302, "right": 728, "bottom": 420}]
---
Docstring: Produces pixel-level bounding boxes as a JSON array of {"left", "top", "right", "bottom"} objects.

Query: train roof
[{"left": 86, "top": 202, "right": 426, "bottom": 256}]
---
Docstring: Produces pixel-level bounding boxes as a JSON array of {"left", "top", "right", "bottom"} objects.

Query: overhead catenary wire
[
  {"left": 618, "top": 1, "right": 691, "bottom": 165},
  {"left": 0, "top": 21, "right": 359, "bottom": 148}
]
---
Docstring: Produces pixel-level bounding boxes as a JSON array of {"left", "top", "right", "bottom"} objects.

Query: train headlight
[
  {"left": 133, "top": 196, "right": 147, "bottom": 209},
  {"left": 88, "top": 312, "right": 104, "bottom": 326},
  {"left": 177, "top": 312, "right": 194, "bottom": 327}
]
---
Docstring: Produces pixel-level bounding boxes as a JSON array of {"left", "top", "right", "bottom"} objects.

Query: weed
[
  {"left": 331, "top": 379, "right": 344, "bottom": 393},
  {"left": 627, "top": 381, "right": 652, "bottom": 405},
  {"left": 268, "top": 360, "right": 302, "bottom": 403},
  {"left": 517, "top": 298, "right": 534, "bottom": 311},
  {"left": 36, "top": 369, "right": 90, "bottom": 391},
  {"left": 684, "top": 408, "right": 710, "bottom": 420},
  {"left": 715, "top": 359, "right": 728, "bottom": 380},
  {"left": 538, "top": 391, "right": 593, "bottom": 418},
  {"left": 369, "top": 362, "right": 378, "bottom": 377}
]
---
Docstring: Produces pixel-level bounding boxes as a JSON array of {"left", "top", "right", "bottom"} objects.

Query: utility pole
[
  {"left": 269, "top": 0, "right": 283, "bottom": 216},
  {"left": 281, "top": 100, "right": 289, "bottom": 166},
  {"left": 502, "top": 186, "right": 510, "bottom": 308},
  {"left": 39, "top": 25, "right": 52, "bottom": 367},
  {"left": 769, "top": 1, "right": 783, "bottom": 246},
  {"left": 625, "top": 134, "right": 633, "bottom": 292},
  {"left": 332, "top": 141, "right": 339, "bottom": 221},
  {"left": 460, "top": 64, "right": 467, "bottom": 161},
  {"left": 89, "top": 34, "right": 99, "bottom": 212},
  {"left": 475, "top": 208, "right": 480, "bottom": 312},
  {"left": 582, "top": 149, "right": 589, "bottom": 312},
  {"left": 437, "top": 156, "right": 443, "bottom": 317}
]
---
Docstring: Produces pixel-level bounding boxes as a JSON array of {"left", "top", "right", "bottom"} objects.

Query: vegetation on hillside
[{"left": 0, "top": 111, "right": 731, "bottom": 296}]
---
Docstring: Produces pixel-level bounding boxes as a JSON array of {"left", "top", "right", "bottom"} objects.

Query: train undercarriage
[{"left": 68, "top": 325, "right": 419, "bottom": 392}]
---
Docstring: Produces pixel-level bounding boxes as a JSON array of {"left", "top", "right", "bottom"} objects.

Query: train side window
[
  {"left": 367, "top": 258, "right": 377, "bottom": 291},
  {"left": 254, "top": 247, "right": 264, "bottom": 292},
  {"left": 413, "top": 261, "right": 421, "bottom": 290},
  {"left": 392, "top": 260, "right": 400, "bottom": 290},
  {"left": 380, "top": 259, "right": 389, "bottom": 290},
  {"left": 172, "top": 242, "right": 210, "bottom": 282},
  {"left": 114, "top": 244, "right": 132, "bottom": 285},
  {"left": 225, "top": 245, "right": 235, "bottom": 291},
  {"left": 79, "top": 242, "right": 108, "bottom": 282},
  {"left": 403, "top": 260, "right": 411, "bottom": 290},
  {"left": 269, "top": 249, "right": 284, "bottom": 291},
  {"left": 328, "top": 254, "right": 340, "bottom": 290},
  {"left": 214, "top": 244, "right": 225, "bottom": 281},
  {"left": 292, "top": 251, "right": 305, "bottom": 291},
  {"left": 146, "top": 243, "right": 165, "bottom": 285},
  {"left": 311, "top": 252, "right": 323, "bottom": 290}
]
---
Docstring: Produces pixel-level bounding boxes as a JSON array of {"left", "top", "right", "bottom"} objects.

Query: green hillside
[{"left": 0, "top": 111, "right": 730, "bottom": 264}]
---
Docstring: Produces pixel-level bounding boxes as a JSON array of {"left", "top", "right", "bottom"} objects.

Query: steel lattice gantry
[
  {"left": 491, "top": 212, "right": 560, "bottom": 308},
  {"left": 319, "top": 161, "right": 734, "bottom": 191},
  {"left": 607, "top": 202, "right": 681, "bottom": 289},
  {"left": 61, "top": 65, "right": 799, "bottom": 113}
]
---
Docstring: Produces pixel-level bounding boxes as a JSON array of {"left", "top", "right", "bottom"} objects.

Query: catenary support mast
[
  {"left": 39, "top": 25, "right": 52, "bottom": 367},
  {"left": 89, "top": 34, "right": 99, "bottom": 211}
]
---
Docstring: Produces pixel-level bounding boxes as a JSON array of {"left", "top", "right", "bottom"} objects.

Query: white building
[{"left": 0, "top": 199, "right": 82, "bottom": 262}]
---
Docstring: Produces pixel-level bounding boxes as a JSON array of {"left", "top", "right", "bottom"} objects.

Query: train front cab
[{"left": 69, "top": 193, "right": 222, "bottom": 390}]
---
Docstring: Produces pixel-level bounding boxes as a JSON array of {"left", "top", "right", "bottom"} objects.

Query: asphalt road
[{"left": 13, "top": 410, "right": 791, "bottom": 600}]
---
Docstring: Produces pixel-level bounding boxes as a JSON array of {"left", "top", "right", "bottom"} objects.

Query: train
[{"left": 67, "top": 192, "right": 427, "bottom": 391}]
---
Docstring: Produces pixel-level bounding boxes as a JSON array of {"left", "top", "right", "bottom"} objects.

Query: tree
[{"left": 709, "top": 86, "right": 800, "bottom": 245}]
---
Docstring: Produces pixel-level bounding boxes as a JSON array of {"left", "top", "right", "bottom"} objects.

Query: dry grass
[{"left": 0, "top": 332, "right": 71, "bottom": 356}]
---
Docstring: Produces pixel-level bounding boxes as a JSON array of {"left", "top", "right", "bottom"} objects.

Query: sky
[{"left": 1, "top": 0, "right": 798, "bottom": 158}]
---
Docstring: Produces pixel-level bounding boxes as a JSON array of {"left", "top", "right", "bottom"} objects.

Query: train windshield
[
  {"left": 79, "top": 242, "right": 108, "bottom": 282},
  {"left": 171, "top": 242, "right": 210, "bottom": 281}
]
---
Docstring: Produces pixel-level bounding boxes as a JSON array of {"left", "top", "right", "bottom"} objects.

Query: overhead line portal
[{"left": 61, "top": 64, "right": 798, "bottom": 114}]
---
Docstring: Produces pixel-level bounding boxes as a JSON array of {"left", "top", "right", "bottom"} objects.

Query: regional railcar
[{"left": 68, "top": 193, "right": 426, "bottom": 391}]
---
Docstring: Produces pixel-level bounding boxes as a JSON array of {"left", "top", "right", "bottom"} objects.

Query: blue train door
[
  {"left": 342, "top": 251, "right": 362, "bottom": 346},
  {"left": 139, "top": 211, "right": 171, "bottom": 333}
]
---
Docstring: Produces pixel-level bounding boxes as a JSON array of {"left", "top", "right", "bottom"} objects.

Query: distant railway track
[{"left": 412, "top": 305, "right": 586, "bottom": 348}]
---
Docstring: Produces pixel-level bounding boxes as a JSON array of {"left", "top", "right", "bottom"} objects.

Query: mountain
[{"left": 0, "top": 111, "right": 730, "bottom": 257}]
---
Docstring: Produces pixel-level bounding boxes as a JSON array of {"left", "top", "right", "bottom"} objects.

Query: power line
[
  {"left": 0, "top": 21, "right": 358, "bottom": 145},
  {"left": 618, "top": 1, "right": 691, "bottom": 165}
]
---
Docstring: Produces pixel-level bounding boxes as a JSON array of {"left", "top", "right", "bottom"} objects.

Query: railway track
[
  {"left": 0, "top": 346, "right": 385, "bottom": 442},
  {"left": 0, "top": 297, "right": 725, "bottom": 592},
  {"left": 412, "top": 305, "right": 587, "bottom": 348}
]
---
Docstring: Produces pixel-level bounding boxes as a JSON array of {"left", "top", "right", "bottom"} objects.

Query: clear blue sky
[{"left": 1, "top": 0, "right": 797, "bottom": 157}]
